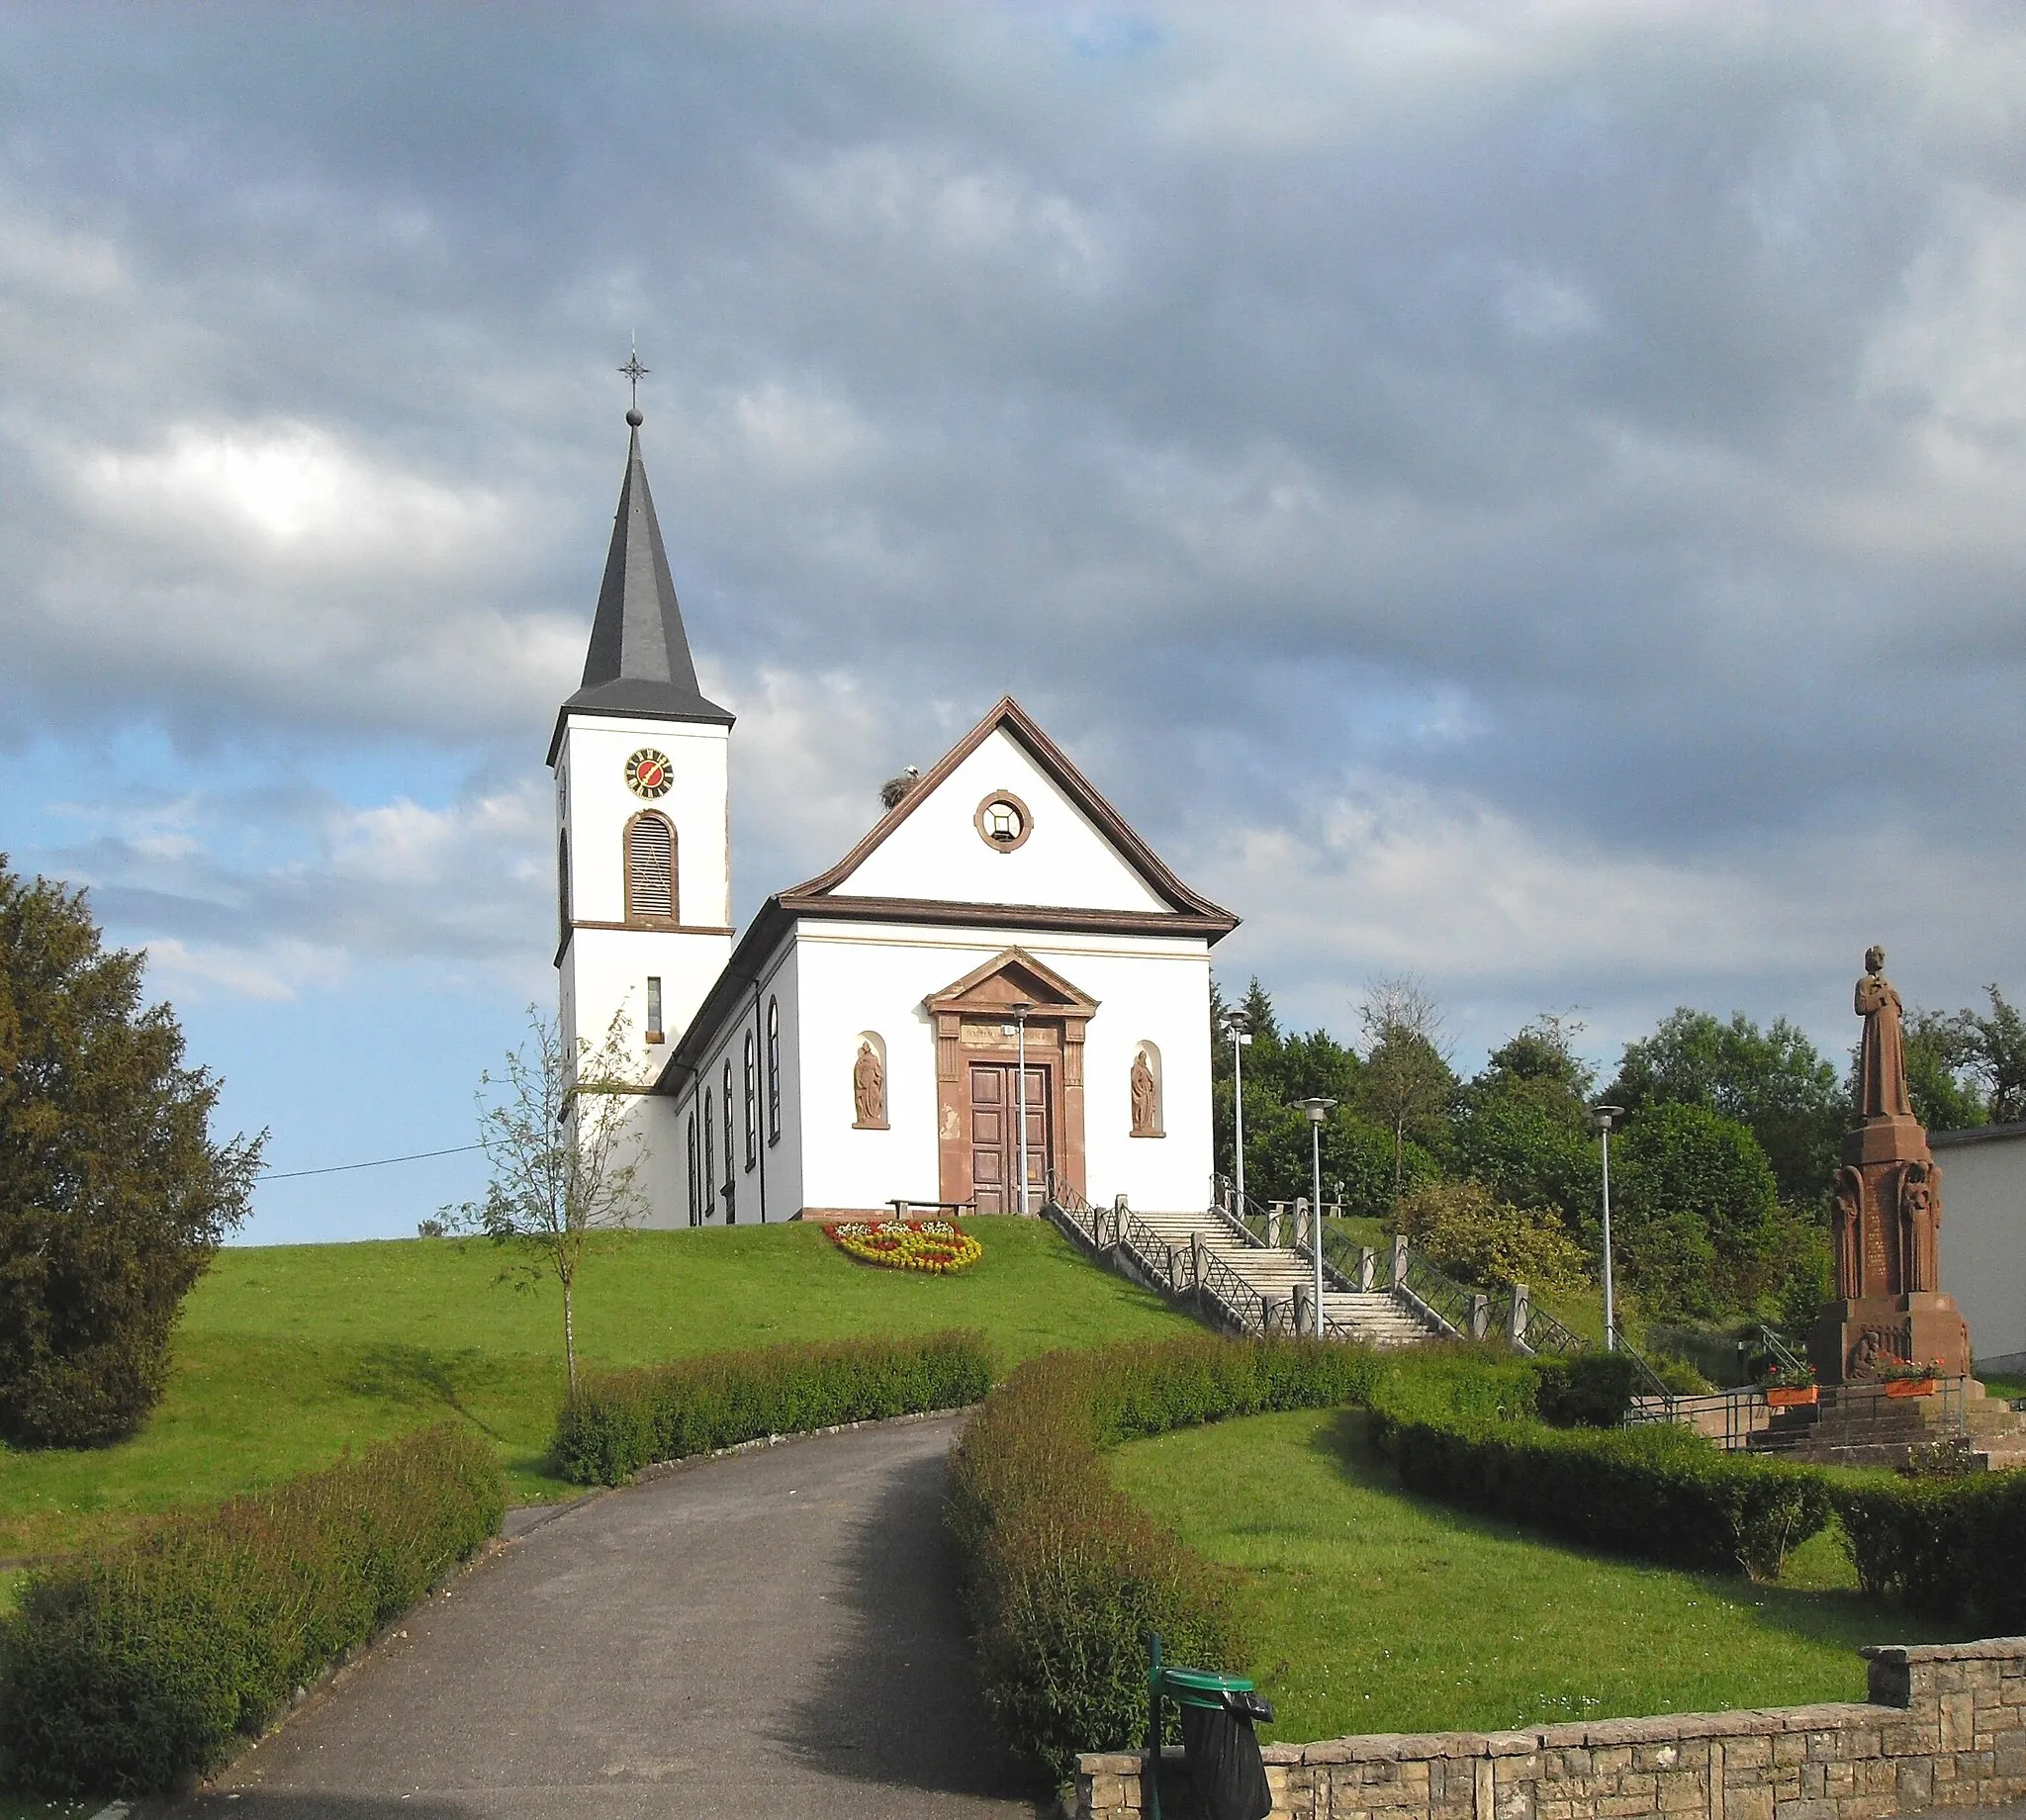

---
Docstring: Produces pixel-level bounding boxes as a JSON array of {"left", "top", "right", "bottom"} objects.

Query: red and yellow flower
[{"left": 828, "top": 1219, "right": 982, "bottom": 1275}]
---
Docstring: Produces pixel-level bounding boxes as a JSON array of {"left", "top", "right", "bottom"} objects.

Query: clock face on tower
[{"left": 625, "top": 748, "right": 674, "bottom": 799}]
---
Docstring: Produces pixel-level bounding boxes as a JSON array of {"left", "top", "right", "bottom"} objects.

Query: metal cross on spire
[{"left": 618, "top": 341, "right": 650, "bottom": 420}]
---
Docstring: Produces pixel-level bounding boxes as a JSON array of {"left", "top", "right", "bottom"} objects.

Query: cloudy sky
[{"left": 4, "top": 3, "right": 2023, "bottom": 1241}]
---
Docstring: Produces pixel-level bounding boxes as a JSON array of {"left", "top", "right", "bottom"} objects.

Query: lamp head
[
  {"left": 1221, "top": 1008, "right": 1249, "bottom": 1036},
  {"left": 1007, "top": 999, "right": 1036, "bottom": 1019},
  {"left": 1296, "top": 1095, "right": 1337, "bottom": 1126},
  {"left": 1592, "top": 1104, "right": 1624, "bottom": 1132}
]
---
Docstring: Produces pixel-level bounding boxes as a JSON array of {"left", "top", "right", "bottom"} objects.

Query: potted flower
[
  {"left": 1876, "top": 1357, "right": 1944, "bottom": 1398},
  {"left": 1761, "top": 1361, "right": 1818, "bottom": 1408}
]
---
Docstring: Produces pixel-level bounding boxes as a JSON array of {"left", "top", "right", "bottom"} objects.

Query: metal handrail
[{"left": 1754, "top": 1324, "right": 1809, "bottom": 1377}]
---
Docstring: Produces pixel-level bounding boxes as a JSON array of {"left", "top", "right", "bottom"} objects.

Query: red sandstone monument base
[{"left": 1807, "top": 1291, "right": 1971, "bottom": 1385}]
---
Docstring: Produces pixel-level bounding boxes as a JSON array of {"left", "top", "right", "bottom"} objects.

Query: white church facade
[{"left": 552, "top": 414, "right": 1238, "bottom": 1226}]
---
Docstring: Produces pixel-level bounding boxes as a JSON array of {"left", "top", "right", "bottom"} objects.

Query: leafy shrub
[
  {"left": 550, "top": 1330, "right": 994, "bottom": 1485},
  {"left": 1366, "top": 1400, "right": 1830, "bottom": 1580},
  {"left": 1612, "top": 1104, "right": 1780, "bottom": 1321},
  {"left": 1533, "top": 1351, "right": 1647, "bottom": 1427},
  {"left": 949, "top": 1334, "right": 1383, "bottom": 1779},
  {"left": 0, "top": 1424, "right": 501, "bottom": 1796},
  {"left": 1393, "top": 1178, "right": 1589, "bottom": 1291},
  {"left": 1833, "top": 1471, "right": 2026, "bottom": 1629}
]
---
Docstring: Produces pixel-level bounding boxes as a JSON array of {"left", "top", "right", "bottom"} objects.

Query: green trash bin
[{"left": 1145, "top": 1631, "right": 1275, "bottom": 1820}]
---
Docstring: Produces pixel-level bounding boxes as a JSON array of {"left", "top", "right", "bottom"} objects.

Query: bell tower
[{"left": 550, "top": 405, "right": 733, "bottom": 1090}]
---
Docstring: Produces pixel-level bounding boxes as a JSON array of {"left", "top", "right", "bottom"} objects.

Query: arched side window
[
  {"left": 742, "top": 1033, "right": 757, "bottom": 1169},
  {"left": 766, "top": 997, "right": 783, "bottom": 1143},
  {"left": 557, "top": 830, "right": 572, "bottom": 941},
  {"left": 702, "top": 1095, "right": 715, "bottom": 1222},
  {"left": 721, "top": 1062, "right": 737, "bottom": 1225},
  {"left": 686, "top": 1112, "right": 700, "bottom": 1228},
  {"left": 624, "top": 811, "right": 678, "bottom": 923}
]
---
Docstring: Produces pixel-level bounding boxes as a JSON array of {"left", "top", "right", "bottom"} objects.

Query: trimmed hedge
[
  {"left": 1366, "top": 1402, "right": 1832, "bottom": 1580},
  {"left": 947, "top": 1333, "right": 1382, "bottom": 1779},
  {"left": 550, "top": 1329, "right": 995, "bottom": 1485},
  {"left": 0, "top": 1423, "right": 502, "bottom": 1797},
  {"left": 1833, "top": 1470, "right": 2026, "bottom": 1630}
]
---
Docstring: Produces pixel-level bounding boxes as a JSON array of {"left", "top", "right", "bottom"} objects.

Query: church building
[{"left": 551, "top": 413, "right": 1239, "bottom": 1226}]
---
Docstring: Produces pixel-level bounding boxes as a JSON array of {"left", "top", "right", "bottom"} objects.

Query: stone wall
[{"left": 1073, "top": 1637, "right": 2026, "bottom": 1820}]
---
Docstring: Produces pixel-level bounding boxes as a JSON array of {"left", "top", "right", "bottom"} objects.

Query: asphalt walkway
[{"left": 152, "top": 1413, "right": 1045, "bottom": 1819}]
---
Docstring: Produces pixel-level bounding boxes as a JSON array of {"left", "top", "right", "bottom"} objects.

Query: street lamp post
[
  {"left": 1008, "top": 1000, "right": 1036, "bottom": 1215},
  {"left": 1593, "top": 1105, "right": 1624, "bottom": 1350},
  {"left": 1222, "top": 1009, "right": 1252, "bottom": 1210},
  {"left": 1297, "top": 1097, "right": 1336, "bottom": 1339}
]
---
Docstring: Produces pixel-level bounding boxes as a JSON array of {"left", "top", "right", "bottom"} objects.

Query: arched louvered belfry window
[
  {"left": 624, "top": 811, "right": 677, "bottom": 924},
  {"left": 557, "top": 830, "right": 572, "bottom": 942}
]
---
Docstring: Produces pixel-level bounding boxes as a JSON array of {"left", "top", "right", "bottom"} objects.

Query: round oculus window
[
  {"left": 973, "top": 790, "right": 1033, "bottom": 853},
  {"left": 625, "top": 748, "right": 674, "bottom": 799}
]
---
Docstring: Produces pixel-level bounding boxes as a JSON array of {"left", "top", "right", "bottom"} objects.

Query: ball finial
[{"left": 626, "top": 407, "right": 643, "bottom": 427}]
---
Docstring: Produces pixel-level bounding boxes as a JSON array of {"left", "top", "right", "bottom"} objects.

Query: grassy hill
[{"left": 0, "top": 1217, "right": 1191, "bottom": 1571}]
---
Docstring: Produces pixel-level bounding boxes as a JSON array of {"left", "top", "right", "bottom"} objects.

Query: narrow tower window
[
  {"left": 767, "top": 997, "right": 782, "bottom": 1144},
  {"left": 646, "top": 976, "right": 664, "bottom": 1042},
  {"left": 624, "top": 811, "right": 677, "bottom": 922},
  {"left": 557, "top": 830, "right": 572, "bottom": 941},
  {"left": 687, "top": 1112, "right": 700, "bottom": 1228}
]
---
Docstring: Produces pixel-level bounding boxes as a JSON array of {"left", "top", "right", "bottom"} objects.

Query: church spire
[{"left": 556, "top": 410, "right": 733, "bottom": 741}]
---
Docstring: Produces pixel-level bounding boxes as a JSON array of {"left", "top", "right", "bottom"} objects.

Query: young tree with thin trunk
[
  {"left": 447, "top": 1006, "right": 647, "bottom": 1397},
  {"left": 1355, "top": 973, "right": 1455, "bottom": 1205}
]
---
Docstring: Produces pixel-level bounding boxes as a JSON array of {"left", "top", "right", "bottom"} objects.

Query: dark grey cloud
[{"left": 2, "top": 1, "right": 2024, "bottom": 1085}]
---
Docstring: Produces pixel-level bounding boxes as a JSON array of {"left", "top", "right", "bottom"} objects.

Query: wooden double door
[{"left": 968, "top": 1061, "right": 1052, "bottom": 1214}]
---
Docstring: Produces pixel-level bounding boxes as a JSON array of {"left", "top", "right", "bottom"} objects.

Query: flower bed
[{"left": 829, "top": 1219, "right": 982, "bottom": 1274}]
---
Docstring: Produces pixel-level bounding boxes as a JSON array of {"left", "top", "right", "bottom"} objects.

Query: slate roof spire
[{"left": 553, "top": 412, "right": 733, "bottom": 753}]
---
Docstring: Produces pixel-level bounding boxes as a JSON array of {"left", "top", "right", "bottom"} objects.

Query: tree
[
  {"left": 1608, "top": 1009, "right": 1842, "bottom": 1204},
  {"left": 1354, "top": 975, "right": 1456, "bottom": 1204},
  {"left": 1962, "top": 983, "right": 2026, "bottom": 1124},
  {"left": 1612, "top": 1103, "right": 1779, "bottom": 1320},
  {"left": 0, "top": 862, "right": 262, "bottom": 1447},
  {"left": 448, "top": 1006, "right": 647, "bottom": 1397},
  {"left": 1454, "top": 1015, "right": 1599, "bottom": 1234},
  {"left": 1900, "top": 1007, "right": 1986, "bottom": 1133}
]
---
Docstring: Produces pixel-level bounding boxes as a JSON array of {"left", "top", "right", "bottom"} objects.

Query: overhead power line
[{"left": 262, "top": 1143, "right": 483, "bottom": 1182}]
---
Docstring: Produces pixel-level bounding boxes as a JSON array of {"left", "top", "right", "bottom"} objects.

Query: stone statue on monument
[
  {"left": 1807, "top": 946, "right": 1972, "bottom": 1383},
  {"left": 1855, "top": 945, "right": 1912, "bottom": 1120}
]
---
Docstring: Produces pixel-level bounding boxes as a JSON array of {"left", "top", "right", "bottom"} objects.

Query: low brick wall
[{"left": 1073, "top": 1637, "right": 2026, "bottom": 1820}]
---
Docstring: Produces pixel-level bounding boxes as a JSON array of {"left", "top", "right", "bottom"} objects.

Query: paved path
[{"left": 153, "top": 1414, "right": 1045, "bottom": 1819}]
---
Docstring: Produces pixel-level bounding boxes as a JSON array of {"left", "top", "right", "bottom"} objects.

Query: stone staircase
[{"left": 1044, "top": 1194, "right": 1444, "bottom": 1348}]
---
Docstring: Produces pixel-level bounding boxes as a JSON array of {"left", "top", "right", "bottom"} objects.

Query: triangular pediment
[
  {"left": 927, "top": 948, "right": 1100, "bottom": 1018},
  {"left": 778, "top": 697, "right": 1237, "bottom": 934}
]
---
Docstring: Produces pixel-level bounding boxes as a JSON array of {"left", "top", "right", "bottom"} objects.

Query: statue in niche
[
  {"left": 853, "top": 1041, "right": 887, "bottom": 1130},
  {"left": 1855, "top": 946, "right": 1912, "bottom": 1121},
  {"left": 1899, "top": 1158, "right": 1941, "bottom": 1294},
  {"left": 1831, "top": 1166, "right": 1863, "bottom": 1299},
  {"left": 1130, "top": 1048, "right": 1160, "bottom": 1137}
]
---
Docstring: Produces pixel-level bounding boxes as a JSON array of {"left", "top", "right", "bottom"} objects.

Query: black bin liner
[{"left": 1178, "top": 1688, "right": 1274, "bottom": 1820}]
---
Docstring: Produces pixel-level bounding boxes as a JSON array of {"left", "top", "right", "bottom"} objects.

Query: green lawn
[
  {"left": 0, "top": 1219, "right": 1191, "bottom": 1562},
  {"left": 1112, "top": 1406, "right": 1971, "bottom": 1745},
  {"left": 0, "top": 1800, "right": 91, "bottom": 1820}
]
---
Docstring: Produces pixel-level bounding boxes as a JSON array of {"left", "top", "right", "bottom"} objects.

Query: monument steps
[{"left": 1750, "top": 1378, "right": 2026, "bottom": 1471}]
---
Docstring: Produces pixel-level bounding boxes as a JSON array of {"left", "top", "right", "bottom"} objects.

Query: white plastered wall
[
  {"left": 791, "top": 919, "right": 1213, "bottom": 1217},
  {"left": 1933, "top": 1127, "right": 2026, "bottom": 1373},
  {"left": 663, "top": 936, "right": 803, "bottom": 1228},
  {"left": 836, "top": 727, "right": 1169, "bottom": 913}
]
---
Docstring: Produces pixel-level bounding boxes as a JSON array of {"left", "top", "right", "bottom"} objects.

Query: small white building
[
  {"left": 1932, "top": 1121, "right": 2026, "bottom": 1376},
  {"left": 551, "top": 417, "right": 1238, "bottom": 1226}
]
